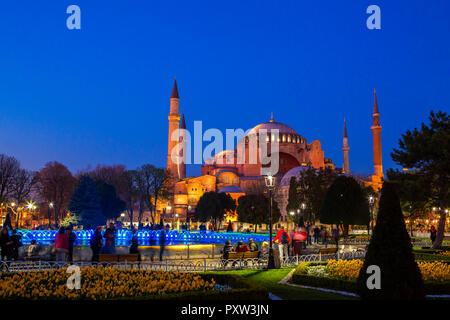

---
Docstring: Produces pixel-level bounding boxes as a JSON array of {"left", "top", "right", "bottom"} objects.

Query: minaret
[
  {"left": 342, "top": 118, "right": 350, "bottom": 174},
  {"left": 371, "top": 88, "right": 383, "bottom": 178},
  {"left": 166, "top": 77, "right": 181, "bottom": 180},
  {"left": 179, "top": 112, "right": 186, "bottom": 180}
]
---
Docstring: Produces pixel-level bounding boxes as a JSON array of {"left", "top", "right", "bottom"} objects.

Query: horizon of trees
[{"left": 0, "top": 156, "right": 172, "bottom": 229}]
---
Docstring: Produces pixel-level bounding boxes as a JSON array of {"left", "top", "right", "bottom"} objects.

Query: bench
[
  {"left": 318, "top": 247, "right": 338, "bottom": 255},
  {"left": 98, "top": 254, "right": 139, "bottom": 262},
  {"left": 223, "top": 251, "right": 260, "bottom": 267}
]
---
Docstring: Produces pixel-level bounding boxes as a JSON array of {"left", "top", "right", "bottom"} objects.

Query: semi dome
[{"left": 279, "top": 166, "right": 313, "bottom": 187}]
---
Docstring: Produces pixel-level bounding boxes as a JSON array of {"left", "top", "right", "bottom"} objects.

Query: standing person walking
[
  {"left": 11, "top": 230, "right": 23, "bottom": 260},
  {"left": 306, "top": 223, "right": 312, "bottom": 246},
  {"left": 66, "top": 227, "right": 77, "bottom": 262},
  {"left": 321, "top": 227, "right": 328, "bottom": 247},
  {"left": 331, "top": 226, "right": 339, "bottom": 248},
  {"left": 0, "top": 228, "right": 13, "bottom": 261},
  {"left": 313, "top": 226, "right": 320, "bottom": 244},
  {"left": 103, "top": 223, "right": 116, "bottom": 254},
  {"left": 159, "top": 227, "right": 166, "bottom": 261},
  {"left": 430, "top": 225, "right": 437, "bottom": 243},
  {"left": 54, "top": 227, "right": 69, "bottom": 262},
  {"left": 273, "top": 227, "right": 290, "bottom": 261},
  {"left": 90, "top": 227, "right": 103, "bottom": 262}
]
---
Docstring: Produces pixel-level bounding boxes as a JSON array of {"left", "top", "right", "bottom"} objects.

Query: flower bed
[
  {"left": 0, "top": 267, "right": 216, "bottom": 300},
  {"left": 291, "top": 260, "right": 450, "bottom": 295},
  {"left": 0, "top": 267, "right": 268, "bottom": 300}
]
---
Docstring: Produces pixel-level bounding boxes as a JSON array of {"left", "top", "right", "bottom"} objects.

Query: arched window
[{"left": 282, "top": 134, "right": 286, "bottom": 142}]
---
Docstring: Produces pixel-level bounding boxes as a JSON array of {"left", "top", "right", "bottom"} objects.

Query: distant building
[{"left": 164, "top": 79, "right": 384, "bottom": 222}]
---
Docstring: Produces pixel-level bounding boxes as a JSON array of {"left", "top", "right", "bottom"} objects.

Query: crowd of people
[{"left": 0, "top": 222, "right": 442, "bottom": 263}]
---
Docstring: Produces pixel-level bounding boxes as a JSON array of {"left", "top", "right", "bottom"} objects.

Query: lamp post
[
  {"left": 48, "top": 202, "right": 54, "bottom": 228},
  {"left": 264, "top": 174, "right": 276, "bottom": 269}
]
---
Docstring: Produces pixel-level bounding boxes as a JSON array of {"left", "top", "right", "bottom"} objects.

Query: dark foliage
[{"left": 356, "top": 182, "right": 425, "bottom": 300}]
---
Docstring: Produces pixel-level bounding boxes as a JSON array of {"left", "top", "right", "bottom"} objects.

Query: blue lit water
[{"left": 17, "top": 229, "right": 269, "bottom": 246}]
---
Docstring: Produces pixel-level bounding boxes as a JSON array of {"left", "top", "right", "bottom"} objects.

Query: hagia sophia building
[{"left": 163, "top": 78, "right": 384, "bottom": 224}]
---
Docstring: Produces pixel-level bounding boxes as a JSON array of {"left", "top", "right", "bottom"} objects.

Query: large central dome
[
  {"left": 248, "top": 120, "right": 298, "bottom": 136},
  {"left": 245, "top": 113, "right": 305, "bottom": 144}
]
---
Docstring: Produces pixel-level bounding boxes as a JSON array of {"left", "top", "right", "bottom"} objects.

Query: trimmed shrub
[{"left": 356, "top": 182, "right": 425, "bottom": 300}]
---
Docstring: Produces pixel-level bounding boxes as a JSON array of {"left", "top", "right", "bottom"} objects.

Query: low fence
[{"left": 0, "top": 250, "right": 366, "bottom": 273}]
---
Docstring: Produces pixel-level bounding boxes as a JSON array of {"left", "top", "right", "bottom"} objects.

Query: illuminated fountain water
[{"left": 17, "top": 229, "right": 269, "bottom": 246}]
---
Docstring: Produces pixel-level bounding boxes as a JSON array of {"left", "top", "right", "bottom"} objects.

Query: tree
[
  {"left": 96, "top": 181, "right": 126, "bottom": 221},
  {"left": 386, "top": 169, "right": 432, "bottom": 236},
  {"left": 320, "top": 175, "right": 370, "bottom": 236},
  {"left": 237, "top": 194, "right": 281, "bottom": 232},
  {"left": 286, "top": 177, "right": 300, "bottom": 217},
  {"left": 391, "top": 110, "right": 449, "bottom": 248},
  {"left": 357, "top": 182, "right": 424, "bottom": 300},
  {"left": 116, "top": 170, "right": 138, "bottom": 227},
  {"left": 67, "top": 175, "right": 104, "bottom": 228},
  {"left": 10, "top": 169, "right": 37, "bottom": 228},
  {"left": 289, "top": 167, "right": 339, "bottom": 224},
  {"left": 195, "top": 191, "right": 236, "bottom": 230},
  {"left": 36, "top": 161, "right": 76, "bottom": 226},
  {"left": 0, "top": 154, "right": 21, "bottom": 202},
  {"left": 135, "top": 165, "right": 171, "bottom": 224}
]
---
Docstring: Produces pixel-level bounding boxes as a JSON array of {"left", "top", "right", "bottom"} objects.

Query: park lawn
[{"left": 203, "top": 267, "right": 357, "bottom": 300}]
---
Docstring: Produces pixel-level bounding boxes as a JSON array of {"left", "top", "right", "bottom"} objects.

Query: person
[
  {"left": 313, "top": 226, "right": 320, "bottom": 244},
  {"left": 66, "top": 227, "right": 77, "bottom": 262},
  {"left": 321, "top": 227, "right": 328, "bottom": 246},
  {"left": 306, "top": 223, "right": 312, "bottom": 246},
  {"left": 222, "top": 240, "right": 233, "bottom": 259},
  {"left": 331, "top": 226, "right": 339, "bottom": 248},
  {"left": 10, "top": 229, "right": 22, "bottom": 260},
  {"left": 54, "top": 227, "right": 69, "bottom": 262},
  {"left": 159, "top": 227, "right": 167, "bottom": 261},
  {"left": 273, "top": 227, "right": 290, "bottom": 260},
  {"left": 0, "top": 228, "right": 13, "bottom": 261},
  {"left": 292, "top": 227, "right": 308, "bottom": 255},
  {"left": 226, "top": 221, "right": 233, "bottom": 232},
  {"left": 130, "top": 228, "right": 139, "bottom": 254},
  {"left": 104, "top": 223, "right": 116, "bottom": 246},
  {"left": 248, "top": 238, "right": 259, "bottom": 252},
  {"left": 27, "top": 240, "right": 41, "bottom": 261},
  {"left": 90, "top": 227, "right": 103, "bottom": 262},
  {"left": 235, "top": 240, "right": 250, "bottom": 252},
  {"left": 430, "top": 226, "right": 437, "bottom": 243},
  {"left": 260, "top": 241, "right": 269, "bottom": 255},
  {"left": 102, "top": 223, "right": 116, "bottom": 254}
]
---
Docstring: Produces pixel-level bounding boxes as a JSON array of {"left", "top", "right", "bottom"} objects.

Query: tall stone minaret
[
  {"left": 179, "top": 112, "right": 186, "bottom": 180},
  {"left": 166, "top": 77, "right": 181, "bottom": 180},
  {"left": 371, "top": 88, "right": 383, "bottom": 178},
  {"left": 342, "top": 118, "right": 350, "bottom": 174}
]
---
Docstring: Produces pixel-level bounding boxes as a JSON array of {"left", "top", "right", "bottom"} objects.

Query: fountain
[{"left": 17, "top": 229, "right": 269, "bottom": 246}]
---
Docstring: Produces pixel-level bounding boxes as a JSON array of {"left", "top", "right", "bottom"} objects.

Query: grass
[{"left": 202, "top": 267, "right": 357, "bottom": 300}]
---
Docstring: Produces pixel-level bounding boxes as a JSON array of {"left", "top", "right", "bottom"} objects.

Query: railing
[{"left": 0, "top": 250, "right": 366, "bottom": 273}]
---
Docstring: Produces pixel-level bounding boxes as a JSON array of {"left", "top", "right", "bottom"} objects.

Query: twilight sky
[{"left": 0, "top": 0, "right": 449, "bottom": 177}]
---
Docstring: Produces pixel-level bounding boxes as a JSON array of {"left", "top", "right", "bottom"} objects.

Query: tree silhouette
[
  {"left": 320, "top": 175, "right": 370, "bottom": 236},
  {"left": 357, "top": 182, "right": 424, "bottom": 300},
  {"left": 391, "top": 110, "right": 449, "bottom": 248}
]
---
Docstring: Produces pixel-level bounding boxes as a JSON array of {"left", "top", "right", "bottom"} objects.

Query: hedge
[{"left": 291, "top": 262, "right": 449, "bottom": 295}]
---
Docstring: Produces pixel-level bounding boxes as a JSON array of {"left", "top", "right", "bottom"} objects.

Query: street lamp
[{"left": 264, "top": 174, "right": 276, "bottom": 269}]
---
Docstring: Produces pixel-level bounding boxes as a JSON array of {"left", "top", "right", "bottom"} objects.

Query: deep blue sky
[{"left": 0, "top": 0, "right": 449, "bottom": 177}]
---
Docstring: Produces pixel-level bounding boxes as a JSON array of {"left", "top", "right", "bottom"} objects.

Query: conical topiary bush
[{"left": 356, "top": 182, "right": 424, "bottom": 300}]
